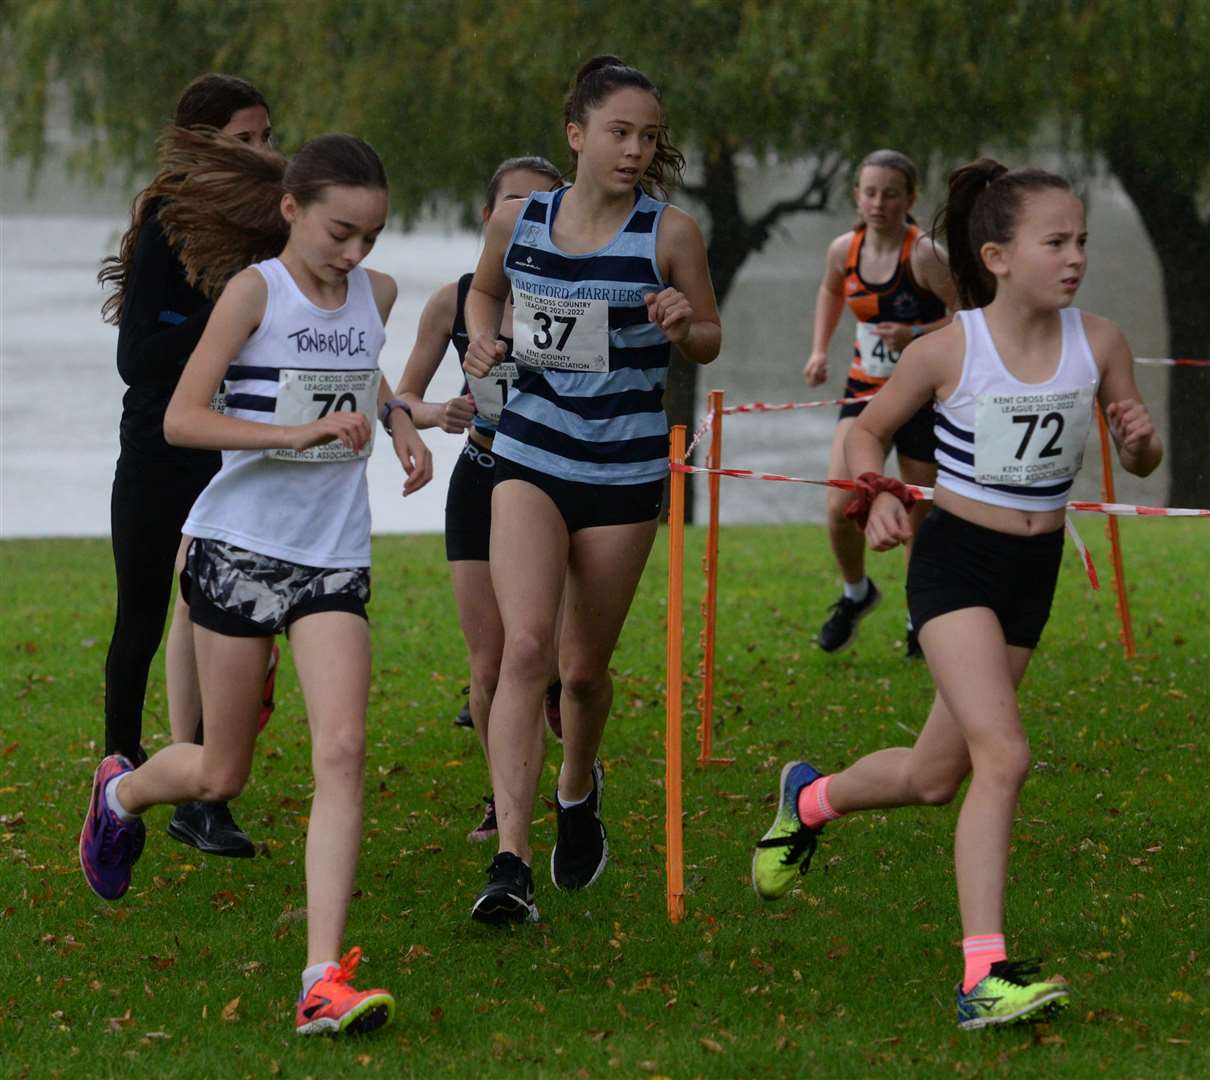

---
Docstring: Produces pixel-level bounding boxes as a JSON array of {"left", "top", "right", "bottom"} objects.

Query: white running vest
[
  {"left": 933, "top": 308, "right": 1100, "bottom": 512},
  {"left": 185, "top": 259, "right": 386, "bottom": 568}
]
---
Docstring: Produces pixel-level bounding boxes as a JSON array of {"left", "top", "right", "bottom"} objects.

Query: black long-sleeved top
[{"left": 115, "top": 203, "right": 219, "bottom": 466}]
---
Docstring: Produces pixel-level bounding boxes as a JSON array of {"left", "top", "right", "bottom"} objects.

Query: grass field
[{"left": 1, "top": 519, "right": 1207, "bottom": 1079}]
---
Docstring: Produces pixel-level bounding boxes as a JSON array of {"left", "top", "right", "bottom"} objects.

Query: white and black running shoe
[
  {"left": 551, "top": 760, "right": 608, "bottom": 890},
  {"left": 817, "top": 579, "right": 881, "bottom": 653},
  {"left": 471, "top": 852, "right": 538, "bottom": 925}
]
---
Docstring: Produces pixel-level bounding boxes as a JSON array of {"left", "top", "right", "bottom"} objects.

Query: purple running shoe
[{"left": 79, "top": 755, "right": 145, "bottom": 900}]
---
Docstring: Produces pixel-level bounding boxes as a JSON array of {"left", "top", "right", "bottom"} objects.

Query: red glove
[{"left": 844, "top": 472, "right": 918, "bottom": 529}]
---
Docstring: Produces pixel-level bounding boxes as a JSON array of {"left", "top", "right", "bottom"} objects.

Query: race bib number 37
[
  {"left": 856, "top": 321, "right": 900, "bottom": 379},
  {"left": 513, "top": 289, "right": 610, "bottom": 373},
  {"left": 267, "top": 368, "right": 381, "bottom": 463},
  {"left": 974, "top": 385, "right": 1094, "bottom": 486}
]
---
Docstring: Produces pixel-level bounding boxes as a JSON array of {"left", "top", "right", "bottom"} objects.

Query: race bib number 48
[
  {"left": 513, "top": 288, "right": 610, "bottom": 372},
  {"left": 974, "top": 385, "right": 1094, "bottom": 486},
  {"left": 467, "top": 362, "right": 519, "bottom": 425},
  {"left": 856, "top": 321, "right": 900, "bottom": 379},
  {"left": 267, "top": 368, "right": 381, "bottom": 463}
]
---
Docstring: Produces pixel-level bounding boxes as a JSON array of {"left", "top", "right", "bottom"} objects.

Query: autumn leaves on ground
[{"left": 1, "top": 521, "right": 1206, "bottom": 1078}]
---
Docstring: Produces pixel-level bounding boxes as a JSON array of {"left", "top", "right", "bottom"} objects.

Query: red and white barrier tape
[
  {"left": 669, "top": 462, "right": 1209, "bottom": 518},
  {"left": 685, "top": 411, "right": 715, "bottom": 459},
  {"left": 721, "top": 396, "right": 865, "bottom": 415},
  {"left": 1063, "top": 517, "right": 1100, "bottom": 591},
  {"left": 1136, "top": 357, "right": 1210, "bottom": 367}
]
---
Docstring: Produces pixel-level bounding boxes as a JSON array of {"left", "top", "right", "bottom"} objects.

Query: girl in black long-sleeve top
[{"left": 100, "top": 73, "right": 275, "bottom": 856}]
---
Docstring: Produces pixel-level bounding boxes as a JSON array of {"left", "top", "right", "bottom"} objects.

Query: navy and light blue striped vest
[{"left": 494, "top": 187, "right": 670, "bottom": 485}]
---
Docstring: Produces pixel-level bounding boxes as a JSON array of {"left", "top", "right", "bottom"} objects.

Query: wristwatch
[{"left": 379, "top": 397, "right": 412, "bottom": 434}]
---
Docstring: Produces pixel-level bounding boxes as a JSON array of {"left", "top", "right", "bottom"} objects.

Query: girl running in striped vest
[
  {"left": 752, "top": 158, "right": 1161, "bottom": 1029},
  {"left": 462, "top": 55, "right": 722, "bottom": 924}
]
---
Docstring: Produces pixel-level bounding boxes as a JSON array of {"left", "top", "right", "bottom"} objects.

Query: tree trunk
[
  {"left": 665, "top": 142, "right": 838, "bottom": 521},
  {"left": 1104, "top": 146, "right": 1210, "bottom": 508}
]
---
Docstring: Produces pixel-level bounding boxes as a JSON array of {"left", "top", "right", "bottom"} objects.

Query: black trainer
[
  {"left": 551, "top": 760, "right": 608, "bottom": 890},
  {"left": 167, "top": 801, "right": 255, "bottom": 858},
  {"left": 471, "top": 852, "right": 538, "bottom": 925},
  {"left": 453, "top": 686, "right": 473, "bottom": 729},
  {"left": 905, "top": 623, "right": 924, "bottom": 660},
  {"left": 817, "top": 579, "right": 882, "bottom": 653}
]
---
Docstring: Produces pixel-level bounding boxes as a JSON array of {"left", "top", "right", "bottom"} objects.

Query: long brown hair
[
  {"left": 98, "top": 73, "right": 269, "bottom": 323},
  {"left": 563, "top": 55, "right": 685, "bottom": 200},
  {"left": 158, "top": 133, "right": 388, "bottom": 298},
  {"left": 933, "top": 157, "right": 1072, "bottom": 308}
]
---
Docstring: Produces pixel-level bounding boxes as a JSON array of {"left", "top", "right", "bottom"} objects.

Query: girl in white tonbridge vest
[
  {"left": 752, "top": 158, "right": 1162, "bottom": 1030},
  {"left": 79, "top": 133, "right": 432, "bottom": 1037}
]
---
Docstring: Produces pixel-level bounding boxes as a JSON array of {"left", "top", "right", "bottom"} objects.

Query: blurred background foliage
[{"left": 4, "top": 0, "right": 1208, "bottom": 503}]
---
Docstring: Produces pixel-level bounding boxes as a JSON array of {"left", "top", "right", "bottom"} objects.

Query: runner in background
[
  {"left": 395, "top": 155, "right": 565, "bottom": 843},
  {"left": 803, "top": 150, "right": 956, "bottom": 658},
  {"left": 755, "top": 158, "right": 1162, "bottom": 1029},
  {"left": 98, "top": 73, "right": 279, "bottom": 858}
]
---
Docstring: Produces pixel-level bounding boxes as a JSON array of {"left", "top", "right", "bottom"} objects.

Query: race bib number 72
[
  {"left": 267, "top": 368, "right": 381, "bottom": 463},
  {"left": 974, "top": 385, "right": 1094, "bottom": 486},
  {"left": 512, "top": 288, "right": 610, "bottom": 373}
]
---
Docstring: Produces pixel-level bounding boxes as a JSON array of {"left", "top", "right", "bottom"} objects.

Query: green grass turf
[{"left": 0, "top": 520, "right": 1206, "bottom": 1078}]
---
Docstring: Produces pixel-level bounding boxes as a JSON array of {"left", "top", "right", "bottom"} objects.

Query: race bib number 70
[
  {"left": 267, "top": 368, "right": 381, "bottom": 463},
  {"left": 974, "top": 385, "right": 1095, "bottom": 486},
  {"left": 512, "top": 288, "right": 610, "bottom": 372}
]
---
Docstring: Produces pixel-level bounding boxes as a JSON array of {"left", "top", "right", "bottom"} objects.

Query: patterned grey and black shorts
[{"left": 183, "top": 538, "right": 371, "bottom": 638}]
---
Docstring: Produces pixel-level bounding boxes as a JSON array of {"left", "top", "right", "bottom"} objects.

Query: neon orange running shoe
[{"left": 294, "top": 947, "right": 395, "bottom": 1036}]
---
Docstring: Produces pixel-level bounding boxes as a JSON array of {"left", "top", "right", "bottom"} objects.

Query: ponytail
[
  {"left": 563, "top": 54, "right": 685, "bottom": 199},
  {"left": 934, "top": 157, "right": 1071, "bottom": 308}
]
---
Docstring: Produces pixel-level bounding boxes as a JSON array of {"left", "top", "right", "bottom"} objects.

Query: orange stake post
[
  {"left": 664, "top": 424, "right": 687, "bottom": 923},
  {"left": 698, "top": 390, "right": 733, "bottom": 766},
  {"left": 1095, "top": 403, "right": 1136, "bottom": 658}
]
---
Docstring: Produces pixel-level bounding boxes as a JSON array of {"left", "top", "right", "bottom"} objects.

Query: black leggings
[{"left": 103, "top": 453, "right": 217, "bottom": 762}]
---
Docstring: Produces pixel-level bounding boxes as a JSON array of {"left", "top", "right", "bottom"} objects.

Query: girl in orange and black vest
[{"left": 804, "top": 150, "right": 956, "bottom": 657}]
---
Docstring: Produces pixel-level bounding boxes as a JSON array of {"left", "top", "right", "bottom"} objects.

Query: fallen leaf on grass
[
  {"left": 588, "top": 1029, "right": 612, "bottom": 1041},
  {"left": 403, "top": 944, "right": 431, "bottom": 962},
  {"left": 700, "top": 1037, "right": 723, "bottom": 1053},
  {"left": 221, "top": 996, "right": 240, "bottom": 1022},
  {"left": 106, "top": 1008, "right": 134, "bottom": 1033},
  {"left": 430, "top": 1006, "right": 444, "bottom": 1023}
]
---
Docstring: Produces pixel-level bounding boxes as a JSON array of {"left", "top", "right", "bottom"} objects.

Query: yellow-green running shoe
[
  {"left": 956, "top": 959, "right": 1070, "bottom": 1030},
  {"left": 751, "top": 760, "right": 824, "bottom": 900}
]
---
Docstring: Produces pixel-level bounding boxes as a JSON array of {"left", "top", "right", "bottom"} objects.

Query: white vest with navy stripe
[
  {"left": 494, "top": 187, "right": 671, "bottom": 485},
  {"left": 934, "top": 308, "right": 1100, "bottom": 512},
  {"left": 184, "top": 258, "right": 385, "bottom": 568}
]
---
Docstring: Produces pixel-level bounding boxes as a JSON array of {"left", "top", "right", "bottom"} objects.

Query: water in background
[{"left": 0, "top": 160, "right": 1172, "bottom": 538}]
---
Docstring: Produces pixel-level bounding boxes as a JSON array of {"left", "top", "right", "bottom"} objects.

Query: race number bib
[
  {"left": 513, "top": 288, "right": 610, "bottom": 372},
  {"left": 974, "top": 386, "right": 1095, "bottom": 485},
  {"left": 467, "top": 362, "right": 519, "bottom": 425},
  {"left": 267, "top": 368, "right": 381, "bottom": 463},
  {"left": 856, "top": 322, "right": 900, "bottom": 379}
]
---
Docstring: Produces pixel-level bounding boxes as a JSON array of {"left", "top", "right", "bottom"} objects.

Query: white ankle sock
[
  {"left": 104, "top": 775, "right": 138, "bottom": 823},
  {"left": 843, "top": 578, "right": 869, "bottom": 603},
  {"left": 302, "top": 961, "right": 335, "bottom": 997}
]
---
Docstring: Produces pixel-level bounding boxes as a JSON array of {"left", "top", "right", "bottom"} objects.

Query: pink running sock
[
  {"left": 796, "top": 775, "right": 841, "bottom": 830},
  {"left": 962, "top": 934, "right": 1007, "bottom": 992}
]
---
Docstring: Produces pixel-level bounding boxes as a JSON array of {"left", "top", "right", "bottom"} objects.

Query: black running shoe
[
  {"left": 467, "top": 795, "right": 498, "bottom": 843},
  {"left": 453, "top": 686, "right": 473, "bottom": 729},
  {"left": 551, "top": 760, "right": 608, "bottom": 890},
  {"left": 167, "top": 800, "right": 255, "bottom": 858},
  {"left": 905, "top": 623, "right": 924, "bottom": 660},
  {"left": 471, "top": 852, "right": 538, "bottom": 925},
  {"left": 817, "top": 579, "right": 881, "bottom": 653}
]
